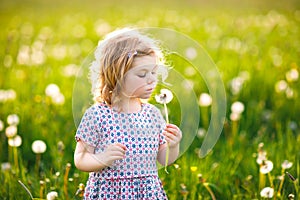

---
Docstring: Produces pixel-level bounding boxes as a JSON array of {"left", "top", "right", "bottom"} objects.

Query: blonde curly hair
[{"left": 89, "top": 28, "right": 166, "bottom": 105}]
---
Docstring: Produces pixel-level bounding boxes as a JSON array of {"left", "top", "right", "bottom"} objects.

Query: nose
[{"left": 147, "top": 73, "right": 157, "bottom": 84}]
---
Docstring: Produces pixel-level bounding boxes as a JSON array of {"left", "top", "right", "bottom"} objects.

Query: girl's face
[{"left": 121, "top": 55, "right": 158, "bottom": 99}]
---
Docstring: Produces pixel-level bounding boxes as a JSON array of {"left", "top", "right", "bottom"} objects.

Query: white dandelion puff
[
  {"left": 260, "top": 187, "right": 274, "bottom": 198},
  {"left": 32, "top": 140, "right": 47, "bottom": 154},
  {"left": 8, "top": 135, "right": 22, "bottom": 147}
]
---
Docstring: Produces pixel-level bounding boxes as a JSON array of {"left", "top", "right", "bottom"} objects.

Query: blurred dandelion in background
[
  {"left": 185, "top": 47, "right": 197, "bottom": 60},
  {"left": 5, "top": 125, "right": 17, "bottom": 138},
  {"left": 229, "top": 71, "right": 250, "bottom": 95},
  {"left": 285, "top": 68, "right": 299, "bottom": 82},
  {"left": 199, "top": 93, "right": 212, "bottom": 128},
  {"left": 46, "top": 191, "right": 58, "bottom": 200},
  {"left": 7, "top": 114, "right": 19, "bottom": 126},
  {"left": 0, "top": 89, "right": 17, "bottom": 102},
  {"left": 275, "top": 80, "right": 288, "bottom": 93},
  {"left": 32, "top": 140, "right": 47, "bottom": 154},
  {"left": 260, "top": 187, "right": 274, "bottom": 198},
  {"left": 32, "top": 140, "right": 47, "bottom": 176},
  {"left": 281, "top": 160, "right": 293, "bottom": 170},
  {"left": 45, "top": 83, "right": 65, "bottom": 105},
  {"left": 199, "top": 93, "right": 212, "bottom": 107},
  {"left": 230, "top": 101, "right": 245, "bottom": 116},
  {"left": 8, "top": 135, "right": 22, "bottom": 147},
  {"left": 197, "top": 128, "right": 206, "bottom": 139}
]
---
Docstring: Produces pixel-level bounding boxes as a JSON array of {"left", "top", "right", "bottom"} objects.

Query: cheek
[{"left": 123, "top": 77, "right": 145, "bottom": 93}]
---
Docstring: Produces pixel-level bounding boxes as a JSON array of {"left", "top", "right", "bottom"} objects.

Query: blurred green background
[{"left": 1, "top": 0, "right": 300, "bottom": 199}]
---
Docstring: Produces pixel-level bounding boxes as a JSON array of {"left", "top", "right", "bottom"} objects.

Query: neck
[{"left": 114, "top": 98, "right": 142, "bottom": 113}]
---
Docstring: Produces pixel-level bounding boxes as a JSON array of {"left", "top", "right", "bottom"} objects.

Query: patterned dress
[{"left": 75, "top": 102, "right": 168, "bottom": 199}]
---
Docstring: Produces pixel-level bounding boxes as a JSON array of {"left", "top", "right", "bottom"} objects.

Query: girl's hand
[
  {"left": 97, "top": 143, "right": 127, "bottom": 167},
  {"left": 163, "top": 124, "right": 182, "bottom": 148}
]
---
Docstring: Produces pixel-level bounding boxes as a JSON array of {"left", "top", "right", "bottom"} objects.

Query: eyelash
[{"left": 137, "top": 71, "right": 157, "bottom": 78}]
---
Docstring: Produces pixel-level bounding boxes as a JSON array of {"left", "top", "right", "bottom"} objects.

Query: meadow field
[{"left": 0, "top": 0, "right": 299, "bottom": 199}]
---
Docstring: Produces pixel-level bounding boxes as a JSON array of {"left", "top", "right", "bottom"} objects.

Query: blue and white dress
[{"left": 75, "top": 102, "right": 168, "bottom": 199}]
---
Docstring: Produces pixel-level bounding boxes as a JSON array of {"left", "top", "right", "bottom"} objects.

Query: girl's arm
[
  {"left": 74, "top": 140, "right": 126, "bottom": 172},
  {"left": 157, "top": 124, "right": 182, "bottom": 165}
]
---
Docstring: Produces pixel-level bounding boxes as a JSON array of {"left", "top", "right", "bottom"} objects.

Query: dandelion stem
[
  {"left": 259, "top": 172, "right": 266, "bottom": 190},
  {"left": 13, "top": 147, "right": 19, "bottom": 174},
  {"left": 18, "top": 180, "right": 34, "bottom": 199},
  {"left": 268, "top": 172, "right": 274, "bottom": 188},
  {"left": 163, "top": 103, "right": 169, "bottom": 124},
  {"left": 40, "top": 181, "right": 45, "bottom": 199},
  {"left": 276, "top": 170, "right": 285, "bottom": 198},
  {"left": 36, "top": 153, "right": 41, "bottom": 176},
  {"left": 164, "top": 143, "right": 169, "bottom": 174},
  {"left": 203, "top": 183, "right": 216, "bottom": 200},
  {"left": 163, "top": 102, "right": 169, "bottom": 174},
  {"left": 64, "top": 163, "right": 71, "bottom": 200}
]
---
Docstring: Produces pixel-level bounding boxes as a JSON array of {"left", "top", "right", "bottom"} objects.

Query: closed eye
[{"left": 137, "top": 73, "right": 146, "bottom": 78}]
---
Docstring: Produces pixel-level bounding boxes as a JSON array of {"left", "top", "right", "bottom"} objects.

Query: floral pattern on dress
[{"left": 75, "top": 102, "right": 167, "bottom": 200}]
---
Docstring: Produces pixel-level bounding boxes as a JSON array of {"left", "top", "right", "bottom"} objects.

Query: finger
[
  {"left": 165, "top": 127, "right": 179, "bottom": 136},
  {"left": 163, "top": 132, "right": 177, "bottom": 141},
  {"left": 115, "top": 143, "right": 127, "bottom": 150},
  {"left": 166, "top": 123, "right": 179, "bottom": 129}
]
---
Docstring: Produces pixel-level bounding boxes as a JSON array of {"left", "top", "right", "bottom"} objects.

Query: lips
[{"left": 146, "top": 88, "right": 154, "bottom": 93}]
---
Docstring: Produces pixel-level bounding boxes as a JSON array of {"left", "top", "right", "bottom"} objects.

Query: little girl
[{"left": 74, "top": 28, "right": 182, "bottom": 199}]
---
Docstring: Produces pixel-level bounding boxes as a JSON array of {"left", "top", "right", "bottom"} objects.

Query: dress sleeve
[{"left": 75, "top": 105, "right": 101, "bottom": 147}]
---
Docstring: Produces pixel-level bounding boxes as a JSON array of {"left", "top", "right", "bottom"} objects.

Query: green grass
[{"left": 1, "top": 0, "right": 300, "bottom": 199}]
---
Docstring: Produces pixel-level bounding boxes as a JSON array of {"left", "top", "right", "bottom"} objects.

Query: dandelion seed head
[
  {"left": 288, "top": 121, "right": 298, "bottom": 131},
  {"left": 256, "top": 150, "right": 267, "bottom": 165},
  {"left": 155, "top": 89, "right": 173, "bottom": 104},
  {"left": 286, "top": 68, "right": 299, "bottom": 82},
  {"left": 275, "top": 80, "right": 288, "bottom": 93},
  {"left": 45, "top": 84, "right": 60, "bottom": 97},
  {"left": 199, "top": 93, "right": 212, "bottom": 107},
  {"left": 32, "top": 140, "right": 47, "bottom": 154},
  {"left": 1, "top": 162, "right": 11, "bottom": 171},
  {"left": 288, "top": 193, "right": 295, "bottom": 200},
  {"left": 61, "top": 64, "right": 79, "bottom": 77},
  {"left": 0, "top": 89, "right": 17, "bottom": 102},
  {"left": 285, "top": 87, "right": 294, "bottom": 99},
  {"left": 230, "top": 112, "right": 241, "bottom": 121},
  {"left": 281, "top": 160, "right": 293, "bottom": 170},
  {"left": 5, "top": 125, "right": 18, "bottom": 138},
  {"left": 197, "top": 128, "right": 206, "bottom": 138},
  {"left": 8, "top": 135, "right": 22, "bottom": 147},
  {"left": 260, "top": 160, "right": 273, "bottom": 174},
  {"left": 260, "top": 187, "right": 274, "bottom": 198},
  {"left": 185, "top": 47, "right": 197, "bottom": 60},
  {"left": 258, "top": 142, "right": 264, "bottom": 150},
  {"left": 7, "top": 114, "right": 19, "bottom": 126},
  {"left": 47, "top": 191, "right": 58, "bottom": 200},
  {"left": 51, "top": 93, "right": 65, "bottom": 105},
  {"left": 231, "top": 101, "right": 245, "bottom": 114},
  {"left": 230, "top": 76, "right": 244, "bottom": 95}
]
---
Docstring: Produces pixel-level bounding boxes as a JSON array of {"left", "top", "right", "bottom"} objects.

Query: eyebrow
[{"left": 135, "top": 65, "right": 158, "bottom": 72}]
